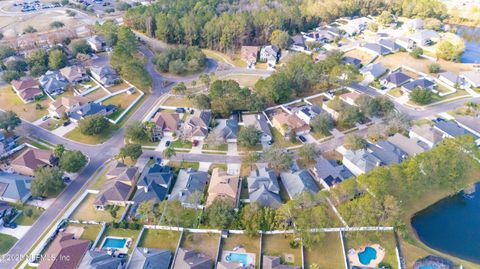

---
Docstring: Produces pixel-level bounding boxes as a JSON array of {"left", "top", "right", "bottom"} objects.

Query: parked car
[
  {"left": 193, "top": 140, "right": 199, "bottom": 147},
  {"left": 63, "top": 177, "right": 71, "bottom": 183},
  {"left": 298, "top": 135, "right": 307, "bottom": 143},
  {"left": 433, "top": 118, "right": 446, "bottom": 123},
  {"left": 63, "top": 120, "right": 71, "bottom": 126},
  {"left": 165, "top": 141, "right": 171, "bottom": 147},
  {"left": 267, "top": 140, "right": 273, "bottom": 145},
  {"left": 176, "top": 108, "right": 186, "bottom": 113},
  {"left": 3, "top": 222, "right": 17, "bottom": 229},
  {"left": 32, "top": 196, "right": 46, "bottom": 201}
]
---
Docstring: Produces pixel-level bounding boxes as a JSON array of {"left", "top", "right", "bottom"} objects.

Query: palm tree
[{"left": 162, "top": 146, "right": 176, "bottom": 159}]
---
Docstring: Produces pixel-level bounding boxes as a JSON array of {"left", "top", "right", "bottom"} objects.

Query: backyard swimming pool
[
  {"left": 358, "top": 246, "right": 377, "bottom": 265},
  {"left": 102, "top": 238, "right": 127, "bottom": 249},
  {"left": 225, "top": 252, "right": 249, "bottom": 266}
]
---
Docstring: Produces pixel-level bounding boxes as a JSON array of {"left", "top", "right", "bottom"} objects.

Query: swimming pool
[
  {"left": 419, "top": 266, "right": 438, "bottom": 269},
  {"left": 102, "top": 238, "right": 127, "bottom": 249},
  {"left": 225, "top": 252, "right": 249, "bottom": 266},
  {"left": 358, "top": 246, "right": 377, "bottom": 265}
]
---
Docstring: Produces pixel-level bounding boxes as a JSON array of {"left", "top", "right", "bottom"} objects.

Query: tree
[
  {"left": 31, "top": 167, "right": 64, "bottom": 197},
  {"left": 0, "top": 45, "right": 15, "bottom": 60},
  {"left": 79, "top": 114, "right": 110, "bottom": 135},
  {"left": 50, "top": 21, "right": 65, "bottom": 29},
  {"left": 377, "top": 11, "right": 393, "bottom": 25},
  {"left": 137, "top": 200, "right": 155, "bottom": 224},
  {"left": 60, "top": 150, "right": 88, "bottom": 173},
  {"left": 270, "top": 30, "right": 291, "bottom": 49},
  {"left": 424, "top": 18, "right": 442, "bottom": 30},
  {"left": 205, "top": 131, "right": 225, "bottom": 149},
  {"left": 48, "top": 49, "right": 67, "bottom": 70},
  {"left": 54, "top": 144, "right": 65, "bottom": 158},
  {"left": 242, "top": 152, "right": 260, "bottom": 170},
  {"left": 125, "top": 121, "right": 148, "bottom": 143},
  {"left": 238, "top": 126, "right": 261, "bottom": 148},
  {"left": 410, "top": 87, "right": 433, "bottom": 105},
  {"left": 344, "top": 133, "right": 367, "bottom": 150},
  {"left": 27, "top": 50, "right": 48, "bottom": 77},
  {"left": 357, "top": 95, "right": 394, "bottom": 117},
  {"left": 298, "top": 144, "right": 319, "bottom": 167},
  {"left": 69, "top": 39, "right": 92, "bottom": 56},
  {"left": 117, "top": 1, "right": 132, "bottom": 11},
  {"left": 368, "top": 22, "right": 379, "bottom": 32},
  {"left": 118, "top": 143, "right": 142, "bottom": 161},
  {"left": 162, "top": 146, "right": 176, "bottom": 159},
  {"left": 23, "top": 26, "right": 37, "bottom": 33},
  {"left": 193, "top": 94, "right": 211, "bottom": 109},
  {"left": 1, "top": 70, "right": 21, "bottom": 83},
  {"left": 428, "top": 63, "right": 441, "bottom": 73},
  {"left": 0, "top": 111, "right": 21, "bottom": 132},
  {"left": 172, "top": 82, "right": 187, "bottom": 95},
  {"left": 264, "top": 145, "right": 293, "bottom": 173},
  {"left": 436, "top": 40, "right": 464, "bottom": 62},
  {"left": 199, "top": 74, "right": 211, "bottom": 88},
  {"left": 311, "top": 113, "right": 334, "bottom": 135},
  {"left": 410, "top": 47, "right": 423, "bottom": 59},
  {"left": 5, "top": 60, "right": 28, "bottom": 72},
  {"left": 205, "top": 198, "right": 236, "bottom": 229}
]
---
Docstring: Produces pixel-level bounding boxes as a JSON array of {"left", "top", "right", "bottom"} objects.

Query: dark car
[
  {"left": 267, "top": 140, "right": 273, "bottom": 145},
  {"left": 63, "top": 177, "right": 71, "bottom": 183},
  {"left": 4, "top": 222, "right": 17, "bottom": 229},
  {"left": 165, "top": 141, "right": 171, "bottom": 147},
  {"left": 298, "top": 135, "right": 307, "bottom": 143},
  {"left": 32, "top": 196, "right": 46, "bottom": 201},
  {"left": 63, "top": 120, "right": 71, "bottom": 126},
  {"left": 192, "top": 140, "right": 199, "bottom": 147},
  {"left": 176, "top": 108, "right": 186, "bottom": 113},
  {"left": 433, "top": 118, "right": 446, "bottom": 123}
]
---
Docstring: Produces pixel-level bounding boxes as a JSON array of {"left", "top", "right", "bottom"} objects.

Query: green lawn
[
  {"left": 139, "top": 229, "right": 181, "bottom": 252},
  {"left": 223, "top": 234, "right": 261, "bottom": 268},
  {"left": 168, "top": 161, "right": 200, "bottom": 171},
  {"left": 387, "top": 87, "right": 402, "bottom": 98},
  {"left": 0, "top": 233, "right": 17, "bottom": 254},
  {"left": 262, "top": 234, "right": 302, "bottom": 266},
  {"left": 90, "top": 169, "right": 109, "bottom": 190},
  {"left": 208, "top": 163, "right": 228, "bottom": 173},
  {"left": 181, "top": 232, "right": 220, "bottom": 259},
  {"left": 25, "top": 138, "right": 51, "bottom": 150},
  {"left": 171, "top": 139, "right": 193, "bottom": 149},
  {"left": 270, "top": 127, "right": 300, "bottom": 148},
  {"left": 345, "top": 231, "right": 398, "bottom": 269},
  {"left": 202, "top": 143, "right": 228, "bottom": 151},
  {"left": 67, "top": 223, "right": 102, "bottom": 241},
  {"left": 15, "top": 205, "right": 44, "bottom": 226},
  {"left": 237, "top": 144, "right": 262, "bottom": 152},
  {"left": 96, "top": 227, "right": 141, "bottom": 254},
  {"left": 304, "top": 232, "right": 345, "bottom": 269},
  {"left": 69, "top": 194, "right": 125, "bottom": 222}
]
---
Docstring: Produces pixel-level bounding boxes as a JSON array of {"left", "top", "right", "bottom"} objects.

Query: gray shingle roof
[
  {"left": 343, "top": 149, "right": 381, "bottom": 173},
  {"left": 361, "top": 62, "right": 386, "bottom": 78},
  {"left": 0, "top": 172, "right": 31, "bottom": 202},
  {"left": 438, "top": 72, "right": 459, "bottom": 84},
  {"left": 169, "top": 169, "right": 209, "bottom": 207},
  {"left": 363, "top": 43, "right": 392, "bottom": 55},
  {"left": 128, "top": 248, "right": 172, "bottom": 269},
  {"left": 383, "top": 72, "right": 411, "bottom": 86},
  {"left": 434, "top": 121, "right": 474, "bottom": 138},
  {"left": 39, "top": 70, "right": 68, "bottom": 95},
  {"left": 368, "top": 140, "right": 407, "bottom": 165},
  {"left": 247, "top": 168, "right": 282, "bottom": 208},
  {"left": 280, "top": 170, "right": 319, "bottom": 199},
  {"left": 314, "top": 156, "right": 353, "bottom": 187},
  {"left": 175, "top": 248, "right": 212, "bottom": 269},
  {"left": 242, "top": 114, "right": 272, "bottom": 139},
  {"left": 78, "top": 250, "right": 125, "bottom": 269},
  {"left": 402, "top": 78, "right": 435, "bottom": 91}
]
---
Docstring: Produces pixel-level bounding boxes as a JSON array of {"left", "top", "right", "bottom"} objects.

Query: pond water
[
  {"left": 455, "top": 25, "right": 480, "bottom": 63},
  {"left": 411, "top": 183, "right": 480, "bottom": 264}
]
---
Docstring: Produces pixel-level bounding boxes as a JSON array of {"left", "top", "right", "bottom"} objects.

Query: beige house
[
  {"left": 11, "top": 148, "right": 53, "bottom": 176},
  {"left": 206, "top": 168, "right": 240, "bottom": 207},
  {"left": 151, "top": 112, "right": 180, "bottom": 140},
  {"left": 11, "top": 77, "right": 43, "bottom": 103},
  {"left": 182, "top": 110, "right": 212, "bottom": 141},
  {"left": 48, "top": 96, "right": 91, "bottom": 118},
  {"left": 340, "top": 92, "right": 362, "bottom": 106},
  {"left": 60, "top": 65, "right": 89, "bottom": 84},
  {"left": 271, "top": 112, "right": 309, "bottom": 136}
]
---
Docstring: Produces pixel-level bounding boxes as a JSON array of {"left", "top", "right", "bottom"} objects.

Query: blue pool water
[
  {"left": 225, "top": 253, "right": 249, "bottom": 266},
  {"left": 102, "top": 238, "right": 127, "bottom": 249},
  {"left": 358, "top": 247, "right": 377, "bottom": 265},
  {"left": 455, "top": 25, "right": 480, "bottom": 63},
  {"left": 419, "top": 265, "right": 438, "bottom": 269}
]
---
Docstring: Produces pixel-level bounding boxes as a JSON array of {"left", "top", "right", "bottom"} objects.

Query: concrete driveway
[
  {"left": 51, "top": 123, "right": 76, "bottom": 137},
  {"left": 0, "top": 225, "right": 30, "bottom": 239}
]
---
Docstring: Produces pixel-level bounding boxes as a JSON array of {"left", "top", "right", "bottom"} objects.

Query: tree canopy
[
  {"left": 31, "top": 167, "right": 64, "bottom": 197},
  {"left": 59, "top": 150, "right": 88, "bottom": 173},
  {"left": 0, "top": 111, "right": 21, "bottom": 132},
  {"left": 154, "top": 46, "right": 207, "bottom": 74},
  {"left": 79, "top": 114, "right": 110, "bottom": 135}
]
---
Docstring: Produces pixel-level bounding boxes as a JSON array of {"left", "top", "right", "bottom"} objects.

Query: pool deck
[
  {"left": 347, "top": 244, "right": 385, "bottom": 268},
  {"left": 99, "top": 236, "right": 132, "bottom": 255},
  {"left": 221, "top": 249, "right": 256, "bottom": 269}
]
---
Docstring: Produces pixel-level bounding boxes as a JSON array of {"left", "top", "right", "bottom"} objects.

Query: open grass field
[
  {"left": 181, "top": 232, "right": 220, "bottom": 259},
  {"left": 0, "top": 233, "right": 17, "bottom": 254},
  {"left": 378, "top": 52, "right": 471, "bottom": 74},
  {"left": 15, "top": 205, "right": 44, "bottom": 226},
  {"left": 139, "top": 229, "right": 181, "bottom": 252},
  {"left": 304, "top": 232, "right": 345, "bottom": 269},
  {"left": 64, "top": 125, "right": 117, "bottom": 144},
  {"left": 344, "top": 231, "right": 398, "bottom": 269},
  {"left": 202, "top": 49, "right": 247, "bottom": 68},
  {"left": 66, "top": 223, "right": 102, "bottom": 242},
  {"left": 69, "top": 194, "right": 125, "bottom": 222},
  {"left": 162, "top": 95, "right": 193, "bottom": 108},
  {"left": 0, "top": 86, "right": 49, "bottom": 122},
  {"left": 219, "top": 74, "right": 264, "bottom": 88},
  {"left": 262, "top": 234, "right": 303, "bottom": 266},
  {"left": 96, "top": 227, "right": 141, "bottom": 254}
]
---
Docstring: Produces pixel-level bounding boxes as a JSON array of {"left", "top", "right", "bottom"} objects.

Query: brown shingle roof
[
  {"left": 11, "top": 76, "right": 38, "bottom": 92},
  {"left": 38, "top": 232, "right": 90, "bottom": 269},
  {"left": 94, "top": 179, "right": 132, "bottom": 206},
  {"left": 153, "top": 112, "right": 180, "bottom": 132},
  {"left": 206, "top": 168, "right": 239, "bottom": 206},
  {"left": 11, "top": 148, "right": 52, "bottom": 176},
  {"left": 106, "top": 162, "right": 138, "bottom": 182}
]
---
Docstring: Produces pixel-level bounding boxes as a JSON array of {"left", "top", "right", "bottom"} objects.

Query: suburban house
[
  {"left": 409, "top": 30, "right": 440, "bottom": 46},
  {"left": 387, "top": 133, "right": 427, "bottom": 156},
  {"left": 242, "top": 113, "right": 272, "bottom": 143},
  {"left": 129, "top": 247, "right": 172, "bottom": 269},
  {"left": 361, "top": 42, "right": 392, "bottom": 56},
  {"left": 39, "top": 70, "right": 69, "bottom": 96},
  {"left": 342, "top": 149, "right": 382, "bottom": 176},
  {"left": 312, "top": 156, "right": 353, "bottom": 189},
  {"left": 438, "top": 72, "right": 460, "bottom": 87},
  {"left": 151, "top": 112, "right": 180, "bottom": 140},
  {"left": 302, "top": 28, "right": 335, "bottom": 44},
  {"left": 87, "top": 35, "right": 106, "bottom": 52},
  {"left": 409, "top": 124, "right": 443, "bottom": 149},
  {"left": 381, "top": 71, "right": 412, "bottom": 88},
  {"left": 169, "top": 169, "right": 209, "bottom": 208},
  {"left": 247, "top": 168, "right": 282, "bottom": 208},
  {"left": 404, "top": 18, "right": 424, "bottom": 31},
  {"left": 11, "top": 148, "right": 54, "bottom": 176},
  {"left": 240, "top": 46, "right": 258, "bottom": 68},
  {"left": 280, "top": 170, "right": 319, "bottom": 199},
  {"left": 339, "top": 92, "right": 362, "bottom": 106},
  {"left": 455, "top": 116, "right": 480, "bottom": 138},
  {"left": 339, "top": 17, "right": 372, "bottom": 36},
  {"left": 131, "top": 164, "right": 173, "bottom": 215},
  {"left": 434, "top": 121, "right": 475, "bottom": 139},
  {"left": 78, "top": 250, "right": 126, "bottom": 269},
  {"left": 38, "top": 232, "right": 90, "bottom": 269},
  {"left": 60, "top": 65, "right": 89, "bottom": 84},
  {"left": 0, "top": 172, "right": 32, "bottom": 203},
  {"left": 174, "top": 248, "right": 213, "bottom": 269},
  {"left": 106, "top": 162, "right": 138, "bottom": 182},
  {"left": 11, "top": 76, "right": 43, "bottom": 103},
  {"left": 401, "top": 78, "right": 437, "bottom": 94},
  {"left": 395, "top": 37, "right": 415, "bottom": 50},
  {"left": 290, "top": 35, "right": 307, "bottom": 52},
  {"left": 183, "top": 110, "right": 212, "bottom": 141},
  {"left": 378, "top": 39, "right": 401, "bottom": 52},
  {"left": 368, "top": 140, "right": 407, "bottom": 165},
  {"left": 259, "top": 45, "right": 280, "bottom": 67},
  {"left": 206, "top": 168, "right": 240, "bottom": 207},
  {"left": 294, "top": 105, "right": 323, "bottom": 125},
  {"left": 361, "top": 62, "right": 387, "bottom": 80},
  {"left": 271, "top": 111, "right": 310, "bottom": 136},
  {"left": 460, "top": 70, "right": 480, "bottom": 89},
  {"left": 215, "top": 116, "right": 239, "bottom": 143},
  {"left": 69, "top": 102, "right": 117, "bottom": 122},
  {"left": 263, "top": 256, "right": 300, "bottom": 269},
  {"left": 342, "top": 56, "right": 362, "bottom": 69},
  {"left": 90, "top": 65, "right": 120, "bottom": 87},
  {"left": 94, "top": 162, "right": 138, "bottom": 210},
  {"left": 48, "top": 95, "right": 91, "bottom": 118}
]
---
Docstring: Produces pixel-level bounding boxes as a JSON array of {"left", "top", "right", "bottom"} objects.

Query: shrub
[
  {"left": 428, "top": 63, "right": 441, "bottom": 73},
  {"left": 410, "top": 47, "right": 423, "bottom": 58}
]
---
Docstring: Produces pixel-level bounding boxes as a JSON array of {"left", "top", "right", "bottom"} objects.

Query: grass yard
[
  {"left": 344, "top": 231, "right": 398, "bottom": 269},
  {"left": 237, "top": 144, "right": 262, "bottom": 152},
  {"left": 102, "top": 91, "right": 140, "bottom": 111},
  {"left": 387, "top": 87, "right": 403, "bottom": 98},
  {"left": 430, "top": 88, "right": 470, "bottom": 103},
  {"left": 168, "top": 161, "right": 200, "bottom": 172},
  {"left": 162, "top": 96, "right": 193, "bottom": 108},
  {"left": 262, "top": 234, "right": 303, "bottom": 267},
  {"left": 240, "top": 177, "right": 249, "bottom": 199},
  {"left": 222, "top": 234, "right": 260, "bottom": 268},
  {"left": 0, "top": 86, "right": 49, "bottom": 122},
  {"left": 304, "top": 232, "right": 345, "bottom": 269},
  {"left": 90, "top": 168, "right": 110, "bottom": 190},
  {"left": 171, "top": 139, "right": 193, "bottom": 149},
  {"left": 208, "top": 163, "right": 228, "bottom": 173},
  {"left": 84, "top": 88, "right": 109, "bottom": 101},
  {"left": 64, "top": 125, "right": 117, "bottom": 145},
  {"left": 219, "top": 74, "right": 263, "bottom": 88},
  {"left": 307, "top": 96, "right": 325, "bottom": 106},
  {"left": 96, "top": 227, "right": 141, "bottom": 254},
  {"left": 66, "top": 223, "right": 102, "bottom": 241},
  {"left": 139, "top": 229, "right": 181, "bottom": 252},
  {"left": 270, "top": 127, "right": 301, "bottom": 148},
  {"left": 181, "top": 232, "right": 220, "bottom": 259},
  {"left": 240, "top": 164, "right": 256, "bottom": 178},
  {"left": 15, "top": 205, "right": 44, "bottom": 225},
  {"left": 69, "top": 194, "right": 125, "bottom": 222},
  {"left": 202, "top": 143, "right": 228, "bottom": 151},
  {"left": 107, "top": 81, "right": 130, "bottom": 93},
  {"left": 202, "top": 49, "right": 246, "bottom": 68},
  {"left": 25, "top": 138, "right": 51, "bottom": 150},
  {"left": 311, "top": 131, "right": 330, "bottom": 140},
  {"left": 39, "top": 118, "right": 64, "bottom": 131},
  {"left": 0, "top": 233, "right": 17, "bottom": 254}
]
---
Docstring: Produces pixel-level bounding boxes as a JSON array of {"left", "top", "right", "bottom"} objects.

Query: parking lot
[{"left": 12, "top": 0, "right": 61, "bottom": 13}]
